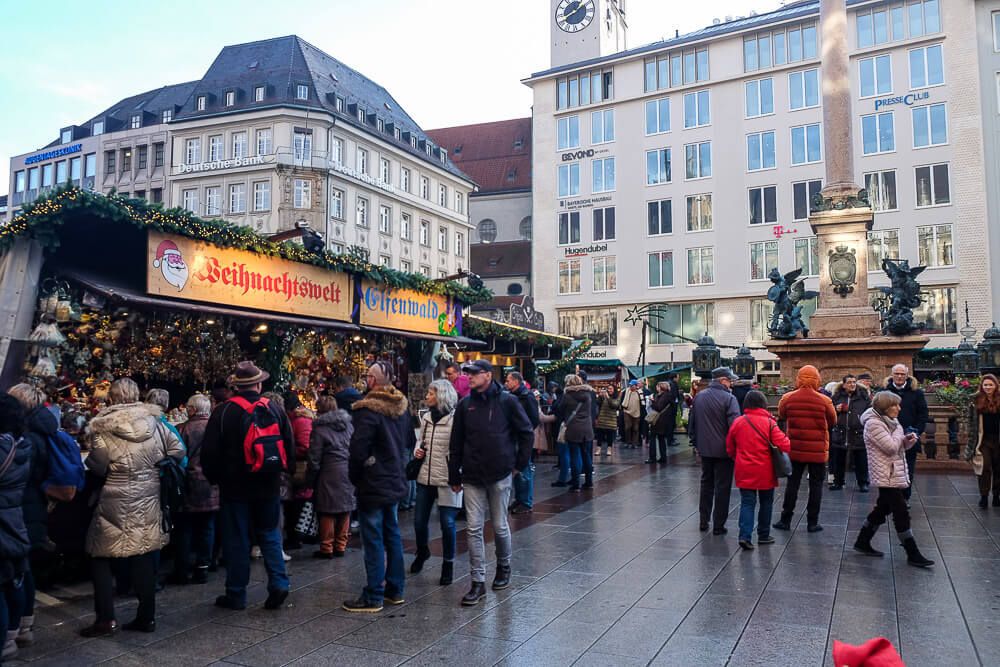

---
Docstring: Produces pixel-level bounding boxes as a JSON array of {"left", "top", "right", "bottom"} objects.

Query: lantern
[
  {"left": 733, "top": 345, "right": 756, "bottom": 380},
  {"left": 979, "top": 322, "right": 1000, "bottom": 375},
  {"left": 692, "top": 332, "right": 721, "bottom": 379},
  {"left": 953, "top": 338, "right": 979, "bottom": 377}
]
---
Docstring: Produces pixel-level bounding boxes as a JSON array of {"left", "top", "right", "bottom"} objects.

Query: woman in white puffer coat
[{"left": 852, "top": 391, "right": 933, "bottom": 568}]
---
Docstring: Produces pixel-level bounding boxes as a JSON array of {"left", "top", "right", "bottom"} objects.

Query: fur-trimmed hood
[
  {"left": 564, "top": 383, "right": 596, "bottom": 394},
  {"left": 290, "top": 405, "right": 315, "bottom": 421},
  {"left": 831, "top": 382, "right": 871, "bottom": 399},
  {"left": 314, "top": 408, "right": 351, "bottom": 431},
  {"left": 353, "top": 386, "right": 409, "bottom": 418},
  {"left": 90, "top": 403, "right": 163, "bottom": 443},
  {"left": 882, "top": 376, "right": 920, "bottom": 392}
]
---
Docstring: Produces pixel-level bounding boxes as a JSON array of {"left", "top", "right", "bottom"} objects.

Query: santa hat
[
  {"left": 153, "top": 240, "right": 181, "bottom": 269},
  {"left": 832, "top": 638, "right": 905, "bottom": 667}
]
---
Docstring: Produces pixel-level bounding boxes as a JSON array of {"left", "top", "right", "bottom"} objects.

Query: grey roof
[{"left": 528, "top": 0, "right": 869, "bottom": 79}]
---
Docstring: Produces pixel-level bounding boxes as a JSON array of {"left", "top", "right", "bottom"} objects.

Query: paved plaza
[{"left": 11, "top": 442, "right": 998, "bottom": 666}]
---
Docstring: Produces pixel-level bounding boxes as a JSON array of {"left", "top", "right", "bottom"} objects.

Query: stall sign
[
  {"left": 356, "top": 280, "right": 462, "bottom": 337},
  {"left": 147, "top": 232, "right": 351, "bottom": 321}
]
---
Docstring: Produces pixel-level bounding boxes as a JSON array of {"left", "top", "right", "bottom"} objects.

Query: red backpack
[{"left": 229, "top": 396, "right": 288, "bottom": 474}]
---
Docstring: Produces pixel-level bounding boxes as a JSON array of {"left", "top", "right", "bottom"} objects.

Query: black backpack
[{"left": 157, "top": 456, "right": 186, "bottom": 532}]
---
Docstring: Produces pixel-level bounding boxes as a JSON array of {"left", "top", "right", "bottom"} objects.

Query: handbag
[
  {"left": 407, "top": 423, "right": 430, "bottom": 481},
  {"left": 645, "top": 409, "right": 661, "bottom": 425},
  {"left": 742, "top": 416, "right": 792, "bottom": 479},
  {"left": 557, "top": 403, "right": 582, "bottom": 443},
  {"left": 295, "top": 500, "right": 318, "bottom": 539}
]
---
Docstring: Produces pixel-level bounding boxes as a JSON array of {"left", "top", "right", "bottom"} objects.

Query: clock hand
[{"left": 563, "top": 1, "right": 582, "bottom": 19}]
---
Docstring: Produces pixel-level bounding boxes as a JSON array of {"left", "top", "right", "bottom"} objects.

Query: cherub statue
[{"left": 767, "top": 268, "right": 819, "bottom": 339}]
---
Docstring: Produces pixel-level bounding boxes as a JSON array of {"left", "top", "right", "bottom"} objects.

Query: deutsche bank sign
[{"left": 874, "top": 91, "right": 929, "bottom": 111}]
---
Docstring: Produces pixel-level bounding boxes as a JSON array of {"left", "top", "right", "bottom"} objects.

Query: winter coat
[
  {"left": 862, "top": 408, "right": 914, "bottom": 488},
  {"left": 451, "top": 374, "right": 471, "bottom": 400},
  {"left": 415, "top": 411, "right": 462, "bottom": 508},
  {"left": 308, "top": 409, "right": 356, "bottom": 514},
  {"left": 777, "top": 366, "right": 837, "bottom": 464},
  {"left": 731, "top": 381, "right": 753, "bottom": 415},
  {"left": 21, "top": 406, "right": 58, "bottom": 549},
  {"left": 966, "top": 409, "right": 1000, "bottom": 475},
  {"left": 620, "top": 388, "right": 643, "bottom": 418},
  {"left": 560, "top": 384, "right": 596, "bottom": 443},
  {"left": 829, "top": 384, "right": 871, "bottom": 451},
  {"left": 201, "top": 391, "right": 296, "bottom": 501},
  {"left": 726, "top": 407, "right": 792, "bottom": 490},
  {"left": 510, "top": 383, "right": 541, "bottom": 429},
  {"left": 288, "top": 406, "right": 315, "bottom": 500},
  {"left": 650, "top": 390, "right": 676, "bottom": 436},
  {"left": 449, "top": 381, "right": 534, "bottom": 487},
  {"left": 595, "top": 395, "right": 619, "bottom": 431},
  {"left": 177, "top": 416, "right": 219, "bottom": 513},
  {"left": 689, "top": 380, "right": 740, "bottom": 458},
  {"left": 349, "top": 386, "right": 414, "bottom": 508},
  {"left": 0, "top": 434, "right": 31, "bottom": 585},
  {"left": 85, "top": 403, "right": 186, "bottom": 558},
  {"left": 334, "top": 387, "right": 363, "bottom": 412},
  {"left": 882, "top": 376, "right": 929, "bottom": 448}
]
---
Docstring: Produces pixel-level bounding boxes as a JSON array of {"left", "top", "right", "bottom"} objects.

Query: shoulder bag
[
  {"left": 742, "top": 416, "right": 792, "bottom": 479},
  {"left": 406, "top": 421, "right": 429, "bottom": 481},
  {"left": 557, "top": 403, "right": 582, "bottom": 443}
]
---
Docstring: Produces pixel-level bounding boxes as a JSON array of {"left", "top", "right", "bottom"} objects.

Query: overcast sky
[{"left": 0, "top": 0, "right": 785, "bottom": 191}]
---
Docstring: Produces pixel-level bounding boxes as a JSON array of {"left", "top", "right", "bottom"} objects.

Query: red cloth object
[
  {"left": 451, "top": 374, "right": 470, "bottom": 399},
  {"left": 726, "top": 408, "right": 791, "bottom": 490},
  {"left": 288, "top": 407, "right": 314, "bottom": 500},
  {"left": 832, "top": 637, "right": 905, "bottom": 667},
  {"left": 777, "top": 365, "right": 837, "bottom": 464}
]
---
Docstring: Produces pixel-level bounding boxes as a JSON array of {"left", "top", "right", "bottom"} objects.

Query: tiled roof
[
  {"left": 471, "top": 240, "right": 531, "bottom": 278},
  {"left": 427, "top": 118, "right": 531, "bottom": 194}
]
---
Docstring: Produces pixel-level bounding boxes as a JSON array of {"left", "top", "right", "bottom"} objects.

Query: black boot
[
  {"left": 993, "top": 493, "right": 1000, "bottom": 508},
  {"left": 901, "top": 537, "right": 934, "bottom": 568},
  {"left": 853, "top": 524, "right": 884, "bottom": 557},
  {"left": 439, "top": 561, "right": 453, "bottom": 586},
  {"left": 980, "top": 495, "right": 989, "bottom": 509},
  {"left": 461, "top": 582, "right": 487, "bottom": 606},
  {"left": 492, "top": 564, "right": 511, "bottom": 590},
  {"left": 410, "top": 548, "right": 431, "bottom": 574}
]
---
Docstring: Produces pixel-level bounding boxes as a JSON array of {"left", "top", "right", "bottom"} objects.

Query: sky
[{"left": 0, "top": 0, "right": 785, "bottom": 191}]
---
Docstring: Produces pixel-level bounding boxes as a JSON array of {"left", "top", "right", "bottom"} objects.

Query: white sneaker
[
  {"left": 282, "top": 551, "right": 292, "bottom": 562},
  {"left": 251, "top": 546, "right": 262, "bottom": 559}
]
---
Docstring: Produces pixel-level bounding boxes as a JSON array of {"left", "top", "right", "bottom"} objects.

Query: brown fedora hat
[{"left": 229, "top": 360, "right": 270, "bottom": 387}]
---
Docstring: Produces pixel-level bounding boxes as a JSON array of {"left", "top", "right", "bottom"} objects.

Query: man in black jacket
[
  {"left": 505, "top": 371, "right": 539, "bottom": 515},
  {"left": 449, "top": 360, "right": 533, "bottom": 606},
  {"left": 884, "top": 364, "right": 929, "bottom": 501},
  {"left": 202, "top": 362, "right": 295, "bottom": 612}
]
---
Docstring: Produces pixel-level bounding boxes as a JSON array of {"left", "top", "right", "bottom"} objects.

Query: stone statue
[
  {"left": 767, "top": 268, "right": 819, "bottom": 340},
  {"left": 878, "top": 258, "right": 926, "bottom": 335}
]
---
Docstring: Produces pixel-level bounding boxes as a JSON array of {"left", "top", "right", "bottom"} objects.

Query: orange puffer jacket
[{"left": 777, "top": 365, "right": 837, "bottom": 464}]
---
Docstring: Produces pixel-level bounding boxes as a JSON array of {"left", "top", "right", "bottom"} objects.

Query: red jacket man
[{"left": 774, "top": 365, "right": 836, "bottom": 532}]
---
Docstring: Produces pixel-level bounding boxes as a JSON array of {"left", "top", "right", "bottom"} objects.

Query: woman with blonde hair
[
  {"left": 968, "top": 374, "right": 1000, "bottom": 508},
  {"left": 80, "top": 378, "right": 186, "bottom": 637},
  {"left": 560, "top": 374, "right": 595, "bottom": 491}
]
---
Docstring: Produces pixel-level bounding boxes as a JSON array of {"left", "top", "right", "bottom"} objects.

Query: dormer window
[
  {"left": 92, "top": 121, "right": 104, "bottom": 136},
  {"left": 196, "top": 96, "right": 206, "bottom": 111},
  {"left": 454, "top": 145, "right": 463, "bottom": 155},
  {"left": 225, "top": 91, "right": 235, "bottom": 107},
  {"left": 394, "top": 127, "right": 401, "bottom": 140},
  {"left": 130, "top": 114, "right": 141, "bottom": 130},
  {"left": 376, "top": 118, "right": 385, "bottom": 133},
  {"left": 424, "top": 142, "right": 432, "bottom": 156},
  {"left": 254, "top": 86, "right": 265, "bottom": 102},
  {"left": 335, "top": 96, "right": 344, "bottom": 112},
  {"left": 162, "top": 109, "right": 173, "bottom": 123},
  {"left": 61, "top": 129, "right": 72, "bottom": 144},
  {"left": 357, "top": 107, "right": 366, "bottom": 123},
  {"left": 514, "top": 137, "right": 524, "bottom": 149},
  {"left": 296, "top": 84, "right": 308, "bottom": 100},
  {"left": 410, "top": 135, "right": 417, "bottom": 149},
  {"left": 440, "top": 149, "right": 447, "bottom": 164}
]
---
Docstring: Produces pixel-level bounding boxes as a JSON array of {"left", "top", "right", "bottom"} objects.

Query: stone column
[{"left": 819, "top": 0, "right": 859, "bottom": 201}]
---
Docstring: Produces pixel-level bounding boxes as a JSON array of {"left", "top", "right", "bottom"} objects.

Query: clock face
[{"left": 556, "top": 0, "right": 596, "bottom": 33}]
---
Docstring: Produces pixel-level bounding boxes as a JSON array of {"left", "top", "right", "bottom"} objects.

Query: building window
[
  {"left": 69, "top": 157, "right": 81, "bottom": 182},
  {"left": 559, "top": 211, "right": 581, "bottom": 245},
  {"left": 229, "top": 183, "right": 246, "bottom": 214},
  {"left": 455, "top": 231, "right": 464, "bottom": 257},
  {"left": 378, "top": 157, "right": 390, "bottom": 183},
  {"left": 14, "top": 171, "right": 25, "bottom": 195},
  {"left": 84, "top": 154, "right": 96, "bottom": 179},
  {"left": 646, "top": 148, "right": 671, "bottom": 185},
  {"left": 104, "top": 151, "right": 115, "bottom": 174},
  {"left": 27, "top": 167, "right": 38, "bottom": 191},
  {"left": 92, "top": 120, "right": 104, "bottom": 136},
  {"left": 152, "top": 188, "right": 162, "bottom": 203},
  {"left": 254, "top": 86, "right": 265, "bottom": 102},
  {"left": 294, "top": 179, "right": 311, "bottom": 209},
  {"left": 376, "top": 118, "right": 385, "bottom": 133},
  {"left": 744, "top": 23, "right": 816, "bottom": 71},
  {"left": 253, "top": 181, "right": 270, "bottom": 211},
  {"left": 645, "top": 98, "right": 670, "bottom": 135},
  {"left": 55, "top": 160, "right": 67, "bottom": 183},
  {"left": 420, "top": 265, "right": 431, "bottom": 277},
  {"left": 379, "top": 205, "right": 391, "bottom": 234},
  {"left": 686, "top": 194, "right": 713, "bottom": 232},
  {"left": 647, "top": 199, "right": 672, "bottom": 236},
  {"left": 379, "top": 255, "right": 392, "bottom": 267},
  {"left": 330, "top": 188, "right": 344, "bottom": 219},
  {"left": 907, "top": 0, "right": 941, "bottom": 39},
  {"left": 228, "top": 132, "right": 246, "bottom": 159},
  {"left": 420, "top": 176, "right": 430, "bottom": 199},
  {"left": 915, "top": 163, "right": 950, "bottom": 207},
  {"left": 130, "top": 115, "right": 141, "bottom": 130},
  {"left": 153, "top": 142, "right": 164, "bottom": 167},
  {"left": 917, "top": 224, "right": 953, "bottom": 267},
  {"left": 294, "top": 132, "right": 312, "bottom": 162},
  {"left": 749, "top": 186, "right": 778, "bottom": 225},
  {"left": 400, "top": 167, "right": 410, "bottom": 192},
  {"left": 136, "top": 145, "right": 147, "bottom": 170},
  {"left": 185, "top": 138, "right": 200, "bottom": 165},
  {"left": 684, "top": 142, "right": 712, "bottom": 180},
  {"left": 911, "top": 285, "right": 955, "bottom": 335},
  {"left": 593, "top": 256, "right": 617, "bottom": 292},
  {"left": 556, "top": 68, "right": 613, "bottom": 110},
  {"left": 750, "top": 240, "right": 779, "bottom": 280},
  {"left": 648, "top": 251, "right": 674, "bottom": 288},
  {"left": 438, "top": 184, "right": 447, "bottom": 207},
  {"left": 644, "top": 47, "right": 708, "bottom": 90},
  {"left": 683, "top": 90, "right": 710, "bottom": 128},
  {"left": 751, "top": 299, "right": 772, "bottom": 342},
  {"left": 455, "top": 192, "right": 464, "bottom": 214},
  {"left": 420, "top": 220, "right": 431, "bottom": 246},
  {"left": 256, "top": 128, "right": 272, "bottom": 155},
  {"left": 196, "top": 96, "right": 206, "bottom": 111},
  {"left": 856, "top": 4, "right": 910, "bottom": 46},
  {"left": 994, "top": 11, "right": 1000, "bottom": 51},
  {"left": 747, "top": 131, "right": 776, "bottom": 171},
  {"left": 592, "top": 157, "right": 616, "bottom": 192},
  {"left": 182, "top": 189, "right": 198, "bottom": 213},
  {"left": 860, "top": 54, "right": 892, "bottom": 98},
  {"left": 591, "top": 109, "right": 615, "bottom": 144},
  {"left": 864, "top": 170, "right": 898, "bottom": 211},
  {"left": 867, "top": 229, "right": 899, "bottom": 269},
  {"left": 478, "top": 219, "right": 496, "bottom": 243},
  {"left": 861, "top": 111, "right": 895, "bottom": 154},
  {"left": 791, "top": 123, "right": 822, "bottom": 164},
  {"left": 296, "top": 84, "right": 308, "bottom": 100},
  {"left": 224, "top": 91, "right": 235, "bottom": 107},
  {"left": 400, "top": 259, "right": 411, "bottom": 273},
  {"left": 558, "top": 259, "right": 581, "bottom": 294},
  {"left": 558, "top": 163, "right": 581, "bottom": 197},
  {"left": 789, "top": 69, "right": 820, "bottom": 110},
  {"left": 912, "top": 103, "right": 947, "bottom": 147},
  {"left": 558, "top": 308, "right": 618, "bottom": 346},
  {"left": 793, "top": 179, "right": 822, "bottom": 220},
  {"left": 355, "top": 196, "right": 368, "bottom": 226},
  {"left": 60, "top": 129, "right": 72, "bottom": 144},
  {"left": 162, "top": 109, "right": 173, "bottom": 123},
  {"left": 745, "top": 78, "right": 774, "bottom": 118},
  {"left": 593, "top": 207, "right": 615, "bottom": 241},
  {"left": 205, "top": 187, "right": 221, "bottom": 215},
  {"left": 687, "top": 247, "right": 715, "bottom": 285},
  {"left": 519, "top": 217, "right": 532, "bottom": 240},
  {"left": 41, "top": 163, "right": 54, "bottom": 187},
  {"left": 648, "top": 303, "right": 715, "bottom": 344},
  {"left": 208, "top": 135, "right": 223, "bottom": 161},
  {"left": 795, "top": 237, "right": 820, "bottom": 276},
  {"left": 357, "top": 107, "right": 367, "bottom": 123},
  {"left": 328, "top": 137, "right": 343, "bottom": 165}
]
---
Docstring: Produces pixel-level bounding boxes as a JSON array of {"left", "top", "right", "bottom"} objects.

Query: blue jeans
[
  {"left": 3, "top": 575, "right": 25, "bottom": 631},
  {"left": 569, "top": 441, "right": 593, "bottom": 488},
  {"left": 359, "top": 504, "right": 405, "bottom": 605},
  {"left": 220, "top": 496, "right": 288, "bottom": 605},
  {"left": 738, "top": 489, "right": 775, "bottom": 542},
  {"left": 173, "top": 511, "right": 216, "bottom": 576},
  {"left": 514, "top": 457, "right": 535, "bottom": 508},
  {"left": 413, "top": 484, "right": 459, "bottom": 562},
  {"left": 557, "top": 441, "right": 571, "bottom": 483}
]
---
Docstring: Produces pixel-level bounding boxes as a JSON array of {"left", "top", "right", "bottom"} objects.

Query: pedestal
[{"left": 765, "top": 335, "right": 929, "bottom": 385}]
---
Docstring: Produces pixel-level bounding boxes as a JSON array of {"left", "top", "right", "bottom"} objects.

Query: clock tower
[{"left": 550, "top": 0, "right": 628, "bottom": 68}]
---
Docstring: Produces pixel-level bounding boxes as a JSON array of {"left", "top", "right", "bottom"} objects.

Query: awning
[
  {"left": 65, "top": 272, "right": 359, "bottom": 333},
  {"left": 626, "top": 364, "right": 692, "bottom": 380},
  {"left": 359, "top": 324, "right": 486, "bottom": 348}
]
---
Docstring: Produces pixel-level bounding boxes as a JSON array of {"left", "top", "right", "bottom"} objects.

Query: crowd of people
[{"left": 0, "top": 354, "right": 996, "bottom": 649}]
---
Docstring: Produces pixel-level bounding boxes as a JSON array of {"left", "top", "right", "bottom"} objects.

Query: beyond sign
[{"left": 874, "top": 90, "right": 929, "bottom": 111}]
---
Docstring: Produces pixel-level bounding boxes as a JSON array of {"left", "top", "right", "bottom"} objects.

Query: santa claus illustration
[{"left": 152, "top": 239, "right": 189, "bottom": 291}]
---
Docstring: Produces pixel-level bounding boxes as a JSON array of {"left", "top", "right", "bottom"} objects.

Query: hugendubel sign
[{"left": 146, "top": 231, "right": 351, "bottom": 322}]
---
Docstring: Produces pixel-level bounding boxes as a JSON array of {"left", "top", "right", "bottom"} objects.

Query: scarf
[{"left": 429, "top": 407, "right": 445, "bottom": 424}]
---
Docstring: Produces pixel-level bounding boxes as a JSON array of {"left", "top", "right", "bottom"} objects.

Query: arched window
[
  {"left": 478, "top": 218, "right": 497, "bottom": 243},
  {"left": 507, "top": 283, "right": 523, "bottom": 296},
  {"left": 519, "top": 216, "right": 532, "bottom": 240}
]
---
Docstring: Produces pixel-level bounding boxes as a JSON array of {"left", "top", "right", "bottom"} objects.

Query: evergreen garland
[
  {"left": 464, "top": 316, "right": 568, "bottom": 347},
  {"left": 2, "top": 186, "right": 493, "bottom": 305},
  {"left": 537, "top": 339, "right": 594, "bottom": 380}
]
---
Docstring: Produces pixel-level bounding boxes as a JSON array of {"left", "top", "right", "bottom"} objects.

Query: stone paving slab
[{"left": 8, "top": 441, "right": 993, "bottom": 666}]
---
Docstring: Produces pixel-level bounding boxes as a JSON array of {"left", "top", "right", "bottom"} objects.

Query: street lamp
[
  {"left": 692, "top": 332, "right": 721, "bottom": 379},
  {"left": 979, "top": 322, "right": 1000, "bottom": 375},
  {"left": 954, "top": 302, "right": 979, "bottom": 377},
  {"left": 733, "top": 345, "right": 756, "bottom": 380}
]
